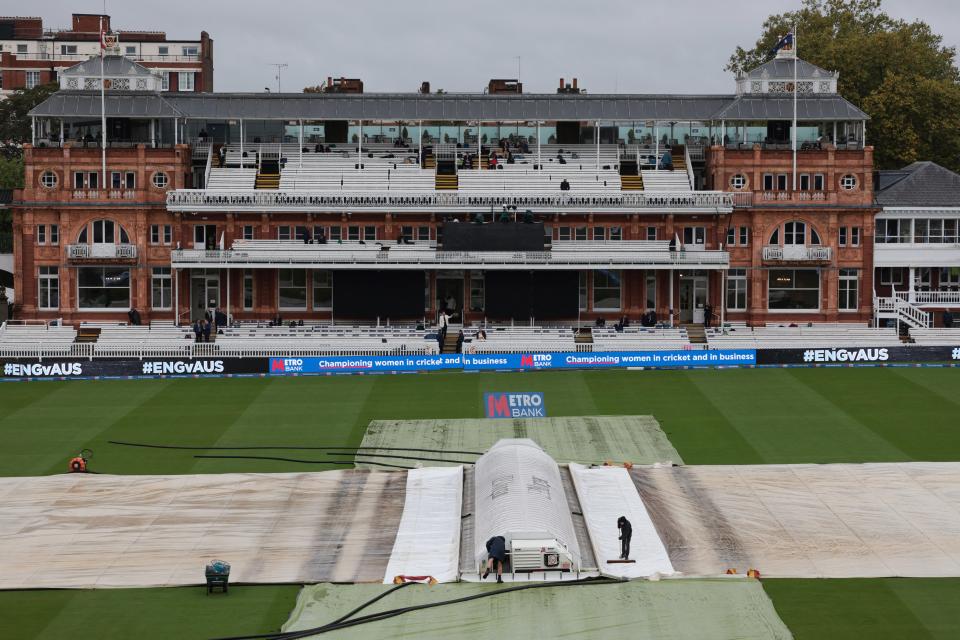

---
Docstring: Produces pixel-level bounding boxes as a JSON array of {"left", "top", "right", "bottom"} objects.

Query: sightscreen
[
  {"left": 485, "top": 271, "right": 579, "bottom": 320},
  {"left": 333, "top": 271, "right": 424, "bottom": 319},
  {"left": 441, "top": 222, "right": 545, "bottom": 252}
]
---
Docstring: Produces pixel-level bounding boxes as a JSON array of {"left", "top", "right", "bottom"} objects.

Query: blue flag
[{"left": 770, "top": 32, "right": 793, "bottom": 55}]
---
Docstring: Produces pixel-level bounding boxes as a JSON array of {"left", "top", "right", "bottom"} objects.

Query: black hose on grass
[
  {"left": 211, "top": 577, "right": 622, "bottom": 640},
  {"left": 192, "top": 455, "right": 413, "bottom": 469},
  {"left": 322, "top": 452, "right": 476, "bottom": 464},
  {"left": 109, "top": 440, "right": 483, "bottom": 455}
]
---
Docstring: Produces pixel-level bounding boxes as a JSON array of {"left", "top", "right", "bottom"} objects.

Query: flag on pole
[{"left": 770, "top": 32, "right": 793, "bottom": 55}]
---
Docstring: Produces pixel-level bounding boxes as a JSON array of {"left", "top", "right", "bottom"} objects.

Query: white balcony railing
[
  {"left": 762, "top": 245, "right": 832, "bottom": 261},
  {"left": 166, "top": 189, "right": 734, "bottom": 214},
  {"left": 70, "top": 190, "right": 138, "bottom": 200},
  {"left": 67, "top": 244, "right": 138, "bottom": 260},
  {"left": 895, "top": 290, "right": 960, "bottom": 306}
]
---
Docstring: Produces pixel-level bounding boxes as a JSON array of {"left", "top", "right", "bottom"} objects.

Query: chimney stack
[
  {"left": 572, "top": 77, "right": 578, "bottom": 90},
  {"left": 560, "top": 77, "right": 564, "bottom": 89}
]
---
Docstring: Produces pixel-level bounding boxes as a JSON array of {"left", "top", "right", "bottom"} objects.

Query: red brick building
[
  {"left": 0, "top": 13, "right": 212, "bottom": 95},
  {"left": 13, "top": 47, "right": 890, "bottom": 328}
]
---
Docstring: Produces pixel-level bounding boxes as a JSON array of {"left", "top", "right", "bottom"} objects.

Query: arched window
[
  {"left": 769, "top": 228, "right": 779, "bottom": 245},
  {"left": 784, "top": 221, "right": 806, "bottom": 245},
  {"left": 77, "top": 219, "right": 130, "bottom": 244}
]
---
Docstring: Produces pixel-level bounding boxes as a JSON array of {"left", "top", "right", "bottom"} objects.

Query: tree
[
  {"left": 0, "top": 82, "right": 59, "bottom": 144},
  {"left": 728, "top": 0, "right": 960, "bottom": 171}
]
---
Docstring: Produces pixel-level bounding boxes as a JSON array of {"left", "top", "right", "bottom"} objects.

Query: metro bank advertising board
[
  {"left": 461, "top": 349, "right": 756, "bottom": 370},
  {"left": 485, "top": 392, "right": 546, "bottom": 418}
]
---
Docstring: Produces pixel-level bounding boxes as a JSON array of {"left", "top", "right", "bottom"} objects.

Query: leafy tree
[
  {"left": 0, "top": 82, "right": 59, "bottom": 144},
  {"left": 728, "top": 0, "right": 960, "bottom": 171},
  {"left": 0, "top": 157, "right": 24, "bottom": 190}
]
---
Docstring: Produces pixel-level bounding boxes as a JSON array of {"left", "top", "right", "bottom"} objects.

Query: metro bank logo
[
  {"left": 484, "top": 392, "right": 547, "bottom": 418},
  {"left": 520, "top": 354, "right": 552, "bottom": 368},
  {"left": 270, "top": 358, "right": 304, "bottom": 373}
]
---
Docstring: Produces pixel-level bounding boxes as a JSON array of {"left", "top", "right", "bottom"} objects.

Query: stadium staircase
[
  {"left": 684, "top": 324, "right": 707, "bottom": 344},
  {"left": 75, "top": 327, "right": 100, "bottom": 343},
  {"left": 435, "top": 173, "right": 458, "bottom": 190},
  {"left": 620, "top": 174, "right": 644, "bottom": 191},
  {"left": 574, "top": 327, "right": 593, "bottom": 346},
  {"left": 423, "top": 150, "right": 436, "bottom": 169},
  {"left": 255, "top": 159, "right": 281, "bottom": 190},
  {"left": 873, "top": 295, "right": 932, "bottom": 329},
  {"left": 441, "top": 326, "right": 461, "bottom": 354}
]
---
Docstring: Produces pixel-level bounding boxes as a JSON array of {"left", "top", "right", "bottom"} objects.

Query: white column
[
  {"left": 174, "top": 268, "right": 179, "bottom": 326},
  {"left": 59, "top": 120, "right": 65, "bottom": 147},
  {"left": 418, "top": 119, "right": 422, "bottom": 167},
  {"left": 908, "top": 267, "right": 916, "bottom": 303},
  {"left": 226, "top": 269, "right": 231, "bottom": 324},
  {"left": 298, "top": 119, "right": 303, "bottom": 168},
  {"left": 654, "top": 123, "right": 659, "bottom": 171},
  {"left": 150, "top": 120, "right": 156, "bottom": 148},
  {"left": 239, "top": 119, "right": 243, "bottom": 167},
  {"left": 358, "top": 119, "right": 363, "bottom": 162},
  {"left": 174, "top": 117, "right": 179, "bottom": 146},
  {"left": 833, "top": 121, "right": 837, "bottom": 144},
  {"left": 536, "top": 121, "right": 541, "bottom": 169},
  {"left": 668, "top": 269, "right": 674, "bottom": 327},
  {"left": 720, "top": 270, "right": 726, "bottom": 327},
  {"left": 595, "top": 120, "right": 600, "bottom": 171}
]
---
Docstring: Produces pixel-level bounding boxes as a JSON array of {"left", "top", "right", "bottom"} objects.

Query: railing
[
  {"left": 761, "top": 191, "right": 827, "bottom": 202},
  {"left": 67, "top": 243, "right": 138, "bottom": 260},
  {"left": 762, "top": 245, "right": 832, "bottom": 261},
  {"left": 874, "top": 295, "right": 932, "bottom": 328},
  {"left": 166, "top": 189, "right": 734, "bottom": 212},
  {"left": 70, "top": 190, "right": 138, "bottom": 200},
  {"left": 895, "top": 290, "right": 960, "bottom": 305},
  {"left": 0, "top": 341, "right": 435, "bottom": 360},
  {"left": 203, "top": 144, "right": 213, "bottom": 189},
  {"left": 684, "top": 145, "right": 695, "bottom": 190}
]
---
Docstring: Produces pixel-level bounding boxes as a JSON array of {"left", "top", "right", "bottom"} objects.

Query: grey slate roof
[
  {"left": 30, "top": 90, "right": 869, "bottom": 123},
  {"left": 744, "top": 57, "right": 837, "bottom": 79},
  {"left": 60, "top": 55, "right": 154, "bottom": 78},
  {"left": 876, "top": 162, "right": 960, "bottom": 207},
  {"left": 713, "top": 95, "right": 868, "bottom": 121}
]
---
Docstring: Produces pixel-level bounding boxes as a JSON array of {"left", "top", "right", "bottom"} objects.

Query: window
[
  {"left": 879, "top": 268, "right": 904, "bottom": 286},
  {"left": 593, "top": 227, "right": 605, "bottom": 241},
  {"left": 645, "top": 274, "right": 656, "bottom": 311},
  {"left": 730, "top": 174, "right": 747, "bottom": 190},
  {"left": 784, "top": 221, "right": 806, "bottom": 245},
  {"left": 763, "top": 174, "right": 774, "bottom": 190},
  {"left": 814, "top": 174, "right": 825, "bottom": 191},
  {"left": 347, "top": 226, "right": 360, "bottom": 241},
  {"left": 876, "top": 218, "right": 911, "bottom": 244},
  {"left": 312, "top": 270, "right": 333, "bottom": 309},
  {"left": 158, "top": 46, "right": 169, "bottom": 56},
  {"left": 726, "top": 227, "right": 735, "bottom": 246},
  {"left": 329, "top": 226, "right": 342, "bottom": 242},
  {"left": 159, "top": 73, "right": 169, "bottom": 91},
  {"left": 727, "top": 268, "right": 747, "bottom": 311},
  {"left": 574, "top": 227, "right": 588, "bottom": 241},
  {"left": 50, "top": 224, "right": 59, "bottom": 245},
  {"left": 277, "top": 226, "right": 292, "bottom": 240},
  {"left": 578, "top": 272, "right": 588, "bottom": 311},
  {"left": 768, "top": 269, "right": 819, "bottom": 311},
  {"left": 683, "top": 227, "right": 705, "bottom": 246},
  {"left": 152, "top": 172, "right": 169, "bottom": 189},
  {"left": 593, "top": 270, "right": 621, "bottom": 310},
  {"left": 182, "top": 46, "right": 199, "bottom": 56},
  {"left": 243, "top": 270, "right": 254, "bottom": 309},
  {"left": 469, "top": 271, "right": 484, "bottom": 312},
  {"left": 38, "top": 266, "right": 59, "bottom": 309},
  {"left": 151, "top": 267, "right": 172, "bottom": 309},
  {"left": 40, "top": 171, "right": 57, "bottom": 189},
  {"left": 150, "top": 224, "right": 172, "bottom": 245},
  {"left": 37, "top": 225, "right": 46, "bottom": 244},
  {"left": 945, "top": 220, "right": 959, "bottom": 243},
  {"left": 739, "top": 227, "right": 749, "bottom": 246},
  {"left": 25, "top": 71, "right": 40, "bottom": 89},
  {"left": 840, "top": 174, "right": 857, "bottom": 190},
  {"left": 278, "top": 269, "right": 307, "bottom": 309},
  {"left": 851, "top": 227, "right": 860, "bottom": 246},
  {"left": 557, "top": 226, "right": 571, "bottom": 241},
  {"left": 769, "top": 228, "right": 779, "bottom": 245},
  {"left": 799, "top": 174, "right": 810, "bottom": 190},
  {"left": 110, "top": 171, "right": 135, "bottom": 189},
  {"left": 60, "top": 45, "right": 77, "bottom": 55},
  {"left": 646, "top": 226, "right": 657, "bottom": 241},
  {"left": 179, "top": 72, "right": 194, "bottom": 91},
  {"left": 16, "top": 44, "right": 27, "bottom": 54},
  {"left": 939, "top": 267, "right": 960, "bottom": 288},
  {"left": 417, "top": 226, "right": 431, "bottom": 241},
  {"left": 364, "top": 226, "right": 377, "bottom": 241},
  {"left": 242, "top": 225, "right": 254, "bottom": 240},
  {"left": 810, "top": 228, "right": 821, "bottom": 244},
  {"left": 125, "top": 45, "right": 136, "bottom": 55},
  {"left": 78, "top": 266, "right": 130, "bottom": 309},
  {"left": 91, "top": 219, "right": 120, "bottom": 244},
  {"left": 776, "top": 174, "right": 788, "bottom": 191},
  {"left": 839, "top": 269, "right": 859, "bottom": 311},
  {"left": 609, "top": 226, "right": 622, "bottom": 241},
  {"left": 839, "top": 227, "right": 847, "bottom": 247}
]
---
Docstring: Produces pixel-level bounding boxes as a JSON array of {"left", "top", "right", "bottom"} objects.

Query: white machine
[{"left": 473, "top": 439, "right": 581, "bottom": 576}]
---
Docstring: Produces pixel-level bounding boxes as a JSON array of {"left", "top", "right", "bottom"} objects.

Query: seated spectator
[
  {"left": 659, "top": 150, "right": 673, "bottom": 171},
  {"left": 560, "top": 179, "right": 571, "bottom": 191}
]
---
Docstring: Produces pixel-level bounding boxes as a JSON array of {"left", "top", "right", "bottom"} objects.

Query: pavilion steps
[
  {"left": 684, "top": 324, "right": 707, "bottom": 344},
  {"left": 435, "top": 173, "right": 459, "bottom": 190},
  {"left": 74, "top": 327, "right": 100, "bottom": 344},
  {"left": 255, "top": 159, "right": 281, "bottom": 190},
  {"left": 620, "top": 175, "right": 644, "bottom": 191}
]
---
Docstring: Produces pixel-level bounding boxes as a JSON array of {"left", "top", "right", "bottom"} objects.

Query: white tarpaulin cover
[
  {"left": 0, "top": 470, "right": 406, "bottom": 589},
  {"left": 569, "top": 464, "right": 675, "bottom": 579},
  {"left": 473, "top": 439, "right": 581, "bottom": 568},
  {"left": 383, "top": 466, "right": 463, "bottom": 584},
  {"left": 632, "top": 462, "right": 960, "bottom": 577}
]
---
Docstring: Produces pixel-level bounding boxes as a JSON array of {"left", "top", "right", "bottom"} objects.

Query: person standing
[
  {"left": 617, "top": 516, "right": 632, "bottom": 560},
  {"left": 703, "top": 303, "right": 713, "bottom": 328},
  {"left": 483, "top": 536, "right": 506, "bottom": 583}
]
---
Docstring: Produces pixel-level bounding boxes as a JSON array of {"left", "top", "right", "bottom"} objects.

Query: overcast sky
[{"left": 29, "top": 0, "right": 960, "bottom": 94}]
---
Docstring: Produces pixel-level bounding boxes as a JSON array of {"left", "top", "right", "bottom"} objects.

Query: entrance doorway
[
  {"left": 190, "top": 270, "right": 220, "bottom": 321},
  {"left": 679, "top": 273, "right": 708, "bottom": 324},
  {"left": 436, "top": 271, "right": 465, "bottom": 323},
  {"left": 193, "top": 224, "right": 218, "bottom": 250}
]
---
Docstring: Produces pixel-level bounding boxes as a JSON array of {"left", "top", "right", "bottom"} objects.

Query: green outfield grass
[{"left": 2, "top": 367, "right": 960, "bottom": 639}]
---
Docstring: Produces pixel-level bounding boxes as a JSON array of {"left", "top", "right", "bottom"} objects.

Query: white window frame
[
  {"left": 726, "top": 268, "right": 747, "bottom": 311},
  {"left": 879, "top": 267, "right": 904, "bottom": 286},
  {"left": 179, "top": 72, "right": 195, "bottom": 91},
  {"left": 739, "top": 226, "right": 749, "bottom": 246},
  {"left": 25, "top": 71, "right": 40, "bottom": 89},
  {"left": 592, "top": 269, "right": 622, "bottom": 311},
  {"left": 838, "top": 269, "right": 859, "bottom": 312},
  {"left": 38, "top": 266, "right": 59, "bottom": 310},
  {"left": 243, "top": 270, "right": 254, "bottom": 310},
  {"left": 683, "top": 226, "right": 705, "bottom": 246},
  {"left": 730, "top": 174, "right": 747, "bottom": 190},
  {"left": 768, "top": 268, "right": 820, "bottom": 312},
  {"left": 278, "top": 269, "right": 308, "bottom": 310},
  {"left": 242, "top": 225, "right": 255, "bottom": 241},
  {"left": 838, "top": 227, "right": 847, "bottom": 247},
  {"left": 311, "top": 270, "right": 333, "bottom": 310},
  {"left": 151, "top": 267, "right": 172, "bottom": 310},
  {"left": 840, "top": 174, "right": 857, "bottom": 190}
]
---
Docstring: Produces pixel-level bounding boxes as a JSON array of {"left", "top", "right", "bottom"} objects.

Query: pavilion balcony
[
  {"left": 762, "top": 245, "right": 832, "bottom": 262},
  {"left": 67, "top": 243, "right": 138, "bottom": 261},
  {"left": 165, "top": 189, "right": 734, "bottom": 215},
  {"left": 896, "top": 290, "right": 960, "bottom": 307}
]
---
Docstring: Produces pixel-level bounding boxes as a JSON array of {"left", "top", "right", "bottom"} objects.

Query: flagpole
[
  {"left": 792, "top": 25, "right": 798, "bottom": 191},
  {"left": 100, "top": 17, "right": 107, "bottom": 189}
]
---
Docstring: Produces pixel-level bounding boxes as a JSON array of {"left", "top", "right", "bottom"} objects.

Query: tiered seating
[
  {"left": 458, "top": 168, "right": 620, "bottom": 192},
  {"left": 0, "top": 323, "right": 78, "bottom": 357},
  {"left": 591, "top": 326, "right": 696, "bottom": 351},
  {"left": 465, "top": 325, "right": 577, "bottom": 353},
  {"left": 706, "top": 324, "right": 902, "bottom": 350},
  {"left": 536, "top": 144, "right": 619, "bottom": 169},
  {"left": 909, "top": 328, "right": 960, "bottom": 346},
  {"left": 207, "top": 167, "right": 256, "bottom": 190},
  {"left": 279, "top": 150, "right": 432, "bottom": 191},
  {"left": 212, "top": 323, "right": 437, "bottom": 356},
  {"left": 640, "top": 170, "right": 691, "bottom": 191}
]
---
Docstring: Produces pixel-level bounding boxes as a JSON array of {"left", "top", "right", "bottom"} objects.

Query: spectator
[
  {"left": 703, "top": 303, "right": 713, "bottom": 328},
  {"left": 560, "top": 179, "right": 570, "bottom": 191},
  {"left": 201, "top": 318, "right": 212, "bottom": 342},
  {"left": 456, "top": 329, "right": 465, "bottom": 353},
  {"left": 618, "top": 516, "right": 633, "bottom": 560},
  {"left": 659, "top": 150, "right": 673, "bottom": 171},
  {"left": 193, "top": 319, "right": 202, "bottom": 343},
  {"left": 214, "top": 307, "right": 227, "bottom": 329},
  {"left": 476, "top": 329, "right": 487, "bottom": 341},
  {"left": 482, "top": 536, "right": 506, "bottom": 583}
]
